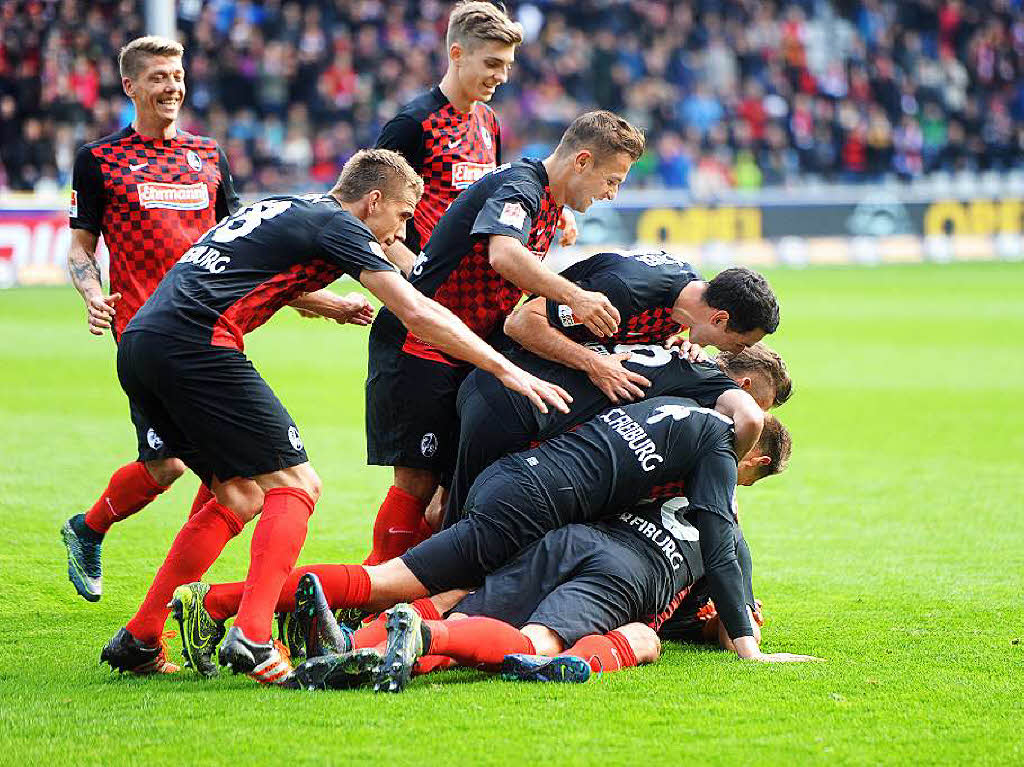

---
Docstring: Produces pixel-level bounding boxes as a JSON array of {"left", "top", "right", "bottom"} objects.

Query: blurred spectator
[{"left": 1, "top": 0, "right": 1022, "bottom": 195}]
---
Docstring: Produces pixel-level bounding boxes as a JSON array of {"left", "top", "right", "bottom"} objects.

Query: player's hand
[
  {"left": 672, "top": 339, "right": 708, "bottom": 363},
  {"left": 585, "top": 352, "right": 651, "bottom": 404},
  {"left": 329, "top": 292, "right": 375, "bottom": 326},
  {"left": 294, "top": 307, "right": 319, "bottom": 318},
  {"left": 495, "top": 363, "right": 573, "bottom": 415},
  {"left": 568, "top": 289, "right": 619, "bottom": 338},
  {"left": 753, "top": 652, "right": 824, "bottom": 663},
  {"left": 86, "top": 292, "right": 120, "bottom": 335},
  {"left": 557, "top": 208, "right": 578, "bottom": 247}
]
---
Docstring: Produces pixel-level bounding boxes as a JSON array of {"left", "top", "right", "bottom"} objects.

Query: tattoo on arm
[{"left": 68, "top": 251, "right": 101, "bottom": 292}]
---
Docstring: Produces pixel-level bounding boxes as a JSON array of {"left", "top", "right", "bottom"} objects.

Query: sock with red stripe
[
  {"left": 84, "top": 461, "right": 168, "bottom": 535},
  {"left": 423, "top": 617, "right": 534, "bottom": 670},
  {"left": 125, "top": 498, "right": 244, "bottom": 645},
  {"left": 189, "top": 483, "right": 214, "bottom": 519},
  {"left": 363, "top": 486, "right": 428, "bottom": 565},
  {"left": 233, "top": 487, "right": 315, "bottom": 643},
  {"left": 564, "top": 630, "right": 638, "bottom": 673}
]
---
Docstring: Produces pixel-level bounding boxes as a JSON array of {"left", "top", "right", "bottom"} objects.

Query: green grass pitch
[{"left": 1, "top": 262, "right": 1022, "bottom": 765}]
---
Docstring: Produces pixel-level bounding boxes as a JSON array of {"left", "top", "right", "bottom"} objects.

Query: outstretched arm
[
  {"left": 360, "top": 269, "right": 572, "bottom": 415},
  {"left": 713, "top": 389, "right": 765, "bottom": 459},
  {"left": 290, "top": 288, "right": 375, "bottom": 326}
]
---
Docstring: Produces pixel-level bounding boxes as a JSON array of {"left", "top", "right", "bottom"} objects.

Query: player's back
[
  {"left": 128, "top": 195, "right": 388, "bottom": 349},
  {"left": 519, "top": 395, "right": 737, "bottom": 523}
]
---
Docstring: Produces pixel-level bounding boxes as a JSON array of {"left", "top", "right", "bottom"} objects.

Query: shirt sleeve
[
  {"left": 690, "top": 508, "right": 753, "bottom": 640},
  {"left": 735, "top": 527, "right": 756, "bottom": 609},
  {"left": 544, "top": 272, "right": 637, "bottom": 342},
  {"left": 69, "top": 146, "right": 104, "bottom": 234},
  {"left": 375, "top": 113, "right": 426, "bottom": 171},
  {"left": 660, "top": 360, "right": 740, "bottom": 409},
  {"left": 316, "top": 213, "right": 398, "bottom": 280},
  {"left": 215, "top": 146, "right": 241, "bottom": 219},
  {"left": 470, "top": 180, "right": 539, "bottom": 245}
]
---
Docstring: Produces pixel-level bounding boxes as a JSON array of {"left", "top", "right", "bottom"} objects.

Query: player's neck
[
  {"left": 672, "top": 281, "right": 709, "bottom": 325},
  {"left": 133, "top": 115, "right": 177, "bottom": 141},
  {"left": 541, "top": 154, "right": 570, "bottom": 208},
  {"left": 438, "top": 73, "right": 475, "bottom": 114}
]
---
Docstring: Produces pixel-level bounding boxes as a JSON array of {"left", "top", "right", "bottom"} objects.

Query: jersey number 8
[{"left": 206, "top": 199, "right": 293, "bottom": 244}]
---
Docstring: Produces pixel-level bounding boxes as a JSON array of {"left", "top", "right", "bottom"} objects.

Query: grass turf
[{"left": 0, "top": 262, "right": 1022, "bottom": 765}]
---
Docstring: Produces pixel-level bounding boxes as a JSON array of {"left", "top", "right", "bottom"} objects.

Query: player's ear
[
  {"left": 738, "top": 376, "right": 753, "bottom": 391},
  {"left": 449, "top": 41, "right": 464, "bottom": 65},
  {"left": 710, "top": 309, "right": 730, "bottom": 328},
  {"left": 367, "top": 189, "right": 382, "bottom": 212},
  {"left": 574, "top": 150, "right": 592, "bottom": 173},
  {"left": 123, "top": 77, "right": 134, "bottom": 99}
]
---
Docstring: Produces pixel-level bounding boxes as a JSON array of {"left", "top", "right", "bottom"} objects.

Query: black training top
[{"left": 125, "top": 194, "right": 395, "bottom": 351}]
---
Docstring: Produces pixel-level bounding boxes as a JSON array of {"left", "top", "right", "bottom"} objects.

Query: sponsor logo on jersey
[
  {"left": 557, "top": 304, "right": 580, "bottom": 327},
  {"left": 498, "top": 202, "right": 527, "bottom": 230},
  {"left": 288, "top": 425, "right": 303, "bottom": 451},
  {"left": 452, "top": 161, "right": 495, "bottom": 189},
  {"left": 69, "top": 190, "right": 78, "bottom": 218},
  {"left": 138, "top": 182, "right": 210, "bottom": 211},
  {"left": 186, "top": 149, "right": 203, "bottom": 172},
  {"left": 420, "top": 432, "right": 438, "bottom": 458},
  {"left": 179, "top": 244, "right": 230, "bottom": 273},
  {"left": 146, "top": 428, "right": 164, "bottom": 450},
  {"left": 598, "top": 407, "right": 663, "bottom": 471}
]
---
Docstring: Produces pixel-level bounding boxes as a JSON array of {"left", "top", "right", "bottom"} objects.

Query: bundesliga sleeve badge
[
  {"left": 69, "top": 190, "right": 78, "bottom": 218},
  {"left": 499, "top": 201, "right": 527, "bottom": 230}
]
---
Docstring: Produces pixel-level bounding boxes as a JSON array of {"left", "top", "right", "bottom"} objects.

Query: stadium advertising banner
[{"left": 1, "top": 193, "right": 1019, "bottom": 288}]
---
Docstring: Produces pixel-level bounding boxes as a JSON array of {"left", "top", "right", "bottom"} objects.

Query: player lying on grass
[
  {"left": 99, "top": 148, "right": 573, "bottom": 680},
  {"left": 282, "top": 479, "right": 816, "bottom": 693},
  {"left": 174, "top": 398, "right": 816, "bottom": 683},
  {"left": 363, "top": 110, "right": 645, "bottom": 566},
  {"left": 444, "top": 340, "right": 790, "bottom": 525}
]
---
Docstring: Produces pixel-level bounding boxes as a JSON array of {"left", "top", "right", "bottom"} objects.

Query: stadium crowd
[{"left": 3, "top": 0, "right": 1023, "bottom": 195}]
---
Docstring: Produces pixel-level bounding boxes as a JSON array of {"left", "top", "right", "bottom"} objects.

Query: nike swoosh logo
[
  {"left": 129, "top": 162, "right": 148, "bottom": 172},
  {"left": 448, "top": 138, "right": 461, "bottom": 149},
  {"left": 387, "top": 527, "right": 415, "bottom": 535}
]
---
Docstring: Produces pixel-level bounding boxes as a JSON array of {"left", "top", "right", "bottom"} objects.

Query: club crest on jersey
[
  {"left": 420, "top": 432, "right": 438, "bottom": 458},
  {"left": 69, "top": 190, "right": 78, "bottom": 218},
  {"left": 146, "top": 428, "right": 164, "bottom": 450},
  {"left": 139, "top": 182, "right": 210, "bottom": 211},
  {"left": 498, "top": 202, "right": 527, "bottom": 230},
  {"left": 452, "top": 161, "right": 495, "bottom": 189},
  {"left": 186, "top": 149, "right": 203, "bottom": 172},
  {"left": 480, "top": 126, "right": 492, "bottom": 149},
  {"left": 288, "top": 425, "right": 303, "bottom": 452},
  {"left": 557, "top": 304, "right": 581, "bottom": 327}
]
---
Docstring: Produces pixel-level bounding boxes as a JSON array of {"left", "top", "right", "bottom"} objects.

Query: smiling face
[
  {"left": 564, "top": 150, "right": 634, "bottom": 212},
  {"left": 124, "top": 54, "right": 185, "bottom": 129},
  {"left": 452, "top": 39, "right": 516, "bottom": 103}
]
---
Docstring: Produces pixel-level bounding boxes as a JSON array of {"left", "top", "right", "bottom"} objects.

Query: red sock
[
  {"left": 363, "top": 486, "right": 428, "bottom": 565},
  {"left": 189, "top": 483, "right": 214, "bottom": 519},
  {"left": 84, "top": 462, "right": 167, "bottom": 534},
  {"left": 413, "top": 655, "right": 456, "bottom": 676},
  {"left": 125, "top": 499, "right": 244, "bottom": 644},
  {"left": 350, "top": 597, "right": 439, "bottom": 650},
  {"left": 565, "top": 631, "right": 638, "bottom": 673},
  {"left": 234, "top": 488, "right": 315, "bottom": 643},
  {"left": 424, "top": 617, "right": 534, "bottom": 670}
]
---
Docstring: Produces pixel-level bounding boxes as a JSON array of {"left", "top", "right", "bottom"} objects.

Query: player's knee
[
  {"left": 213, "top": 479, "right": 263, "bottom": 522},
  {"left": 616, "top": 623, "right": 661, "bottom": 664},
  {"left": 521, "top": 624, "right": 565, "bottom": 656},
  {"left": 393, "top": 467, "right": 440, "bottom": 502},
  {"left": 144, "top": 457, "right": 186, "bottom": 487},
  {"left": 295, "top": 464, "right": 322, "bottom": 504}
]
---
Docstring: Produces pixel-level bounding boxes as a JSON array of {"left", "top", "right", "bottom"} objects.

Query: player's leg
[
  {"left": 363, "top": 332, "right": 464, "bottom": 563},
  {"left": 562, "top": 623, "right": 661, "bottom": 674}
]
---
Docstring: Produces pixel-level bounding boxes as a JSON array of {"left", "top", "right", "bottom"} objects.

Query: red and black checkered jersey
[
  {"left": 543, "top": 251, "right": 701, "bottom": 347},
  {"left": 70, "top": 126, "right": 240, "bottom": 338},
  {"left": 376, "top": 86, "right": 501, "bottom": 255},
  {"left": 372, "top": 159, "right": 560, "bottom": 363},
  {"left": 125, "top": 195, "right": 395, "bottom": 351}
]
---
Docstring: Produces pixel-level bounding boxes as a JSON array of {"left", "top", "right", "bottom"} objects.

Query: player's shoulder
[
  {"left": 78, "top": 126, "right": 135, "bottom": 155},
  {"left": 175, "top": 130, "right": 221, "bottom": 152},
  {"left": 491, "top": 159, "right": 548, "bottom": 198},
  {"left": 475, "top": 100, "right": 500, "bottom": 124},
  {"left": 395, "top": 86, "right": 448, "bottom": 124}
]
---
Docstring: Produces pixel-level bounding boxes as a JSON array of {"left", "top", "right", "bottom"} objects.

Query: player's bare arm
[
  {"left": 68, "top": 228, "right": 120, "bottom": 336},
  {"left": 382, "top": 240, "right": 416, "bottom": 276},
  {"left": 360, "top": 268, "right": 571, "bottom": 415},
  {"left": 488, "top": 234, "right": 620, "bottom": 337},
  {"left": 505, "top": 297, "right": 651, "bottom": 403},
  {"left": 290, "top": 289, "right": 375, "bottom": 326},
  {"left": 713, "top": 389, "right": 765, "bottom": 459}
]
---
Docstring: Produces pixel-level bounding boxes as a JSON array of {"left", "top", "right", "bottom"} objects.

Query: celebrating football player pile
[{"left": 63, "top": 9, "right": 821, "bottom": 693}]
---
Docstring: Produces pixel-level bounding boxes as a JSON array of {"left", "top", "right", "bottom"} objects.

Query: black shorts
[
  {"left": 365, "top": 317, "right": 469, "bottom": 475},
  {"left": 453, "top": 525, "right": 672, "bottom": 647},
  {"left": 401, "top": 456, "right": 560, "bottom": 593},
  {"left": 445, "top": 380, "right": 535, "bottom": 526},
  {"left": 116, "top": 331, "right": 309, "bottom": 486}
]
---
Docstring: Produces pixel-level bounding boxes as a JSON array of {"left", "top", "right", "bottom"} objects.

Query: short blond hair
[
  {"left": 331, "top": 149, "right": 424, "bottom": 204},
  {"left": 717, "top": 343, "right": 792, "bottom": 408},
  {"left": 118, "top": 35, "right": 184, "bottom": 80},
  {"left": 447, "top": 1, "right": 524, "bottom": 50},
  {"left": 555, "top": 110, "right": 647, "bottom": 163},
  {"left": 754, "top": 414, "right": 792, "bottom": 480}
]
